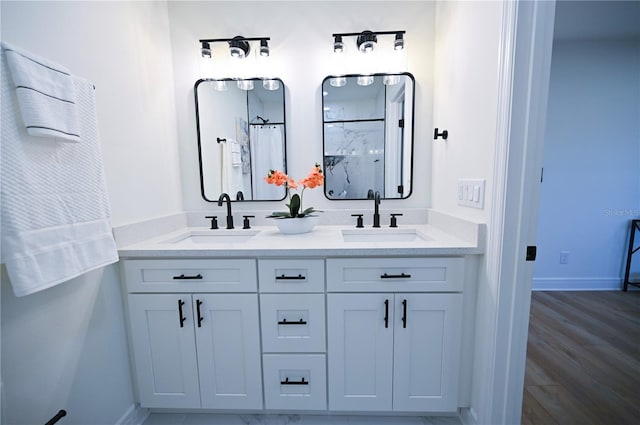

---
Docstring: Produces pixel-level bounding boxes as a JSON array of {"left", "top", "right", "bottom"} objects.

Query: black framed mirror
[
  {"left": 195, "top": 78, "right": 287, "bottom": 201},
  {"left": 322, "top": 73, "right": 414, "bottom": 200}
]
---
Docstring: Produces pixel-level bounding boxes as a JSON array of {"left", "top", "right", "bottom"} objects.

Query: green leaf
[
  {"left": 266, "top": 212, "right": 292, "bottom": 219},
  {"left": 289, "top": 194, "right": 301, "bottom": 217}
]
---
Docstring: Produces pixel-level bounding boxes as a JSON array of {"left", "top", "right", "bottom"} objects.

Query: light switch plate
[{"left": 458, "top": 179, "right": 485, "bottom": 209}]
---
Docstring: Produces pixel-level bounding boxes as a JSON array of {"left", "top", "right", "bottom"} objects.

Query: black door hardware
[
  {"left": 277, "top": 318, "right": 307, "bottom": 325},
  {"left": 384, "top": 299, "right": 390, "bottom": 328},
  {"left": 401, "top": 299, "right": 407, "bottom": 328},
  {"left": 280, "top": 377, "right": 308, "bottom": 385},
  {"left": 275, "top": 274, "right": 305, "bottom": 280},
  {"left": 178, "top": 299, "right": 186, "bottom": 328},
  {"left": 196, "top": 299, "right": 204, "bottom": 328},
  {"left": 173, "top": 273, "right": 203, "bottom": 280},
  {"left": 380, "top": 273, "right": 411, "bottom": 279},
  {"left": 526, "top": 246, "right": 537, "bottom": 261}
]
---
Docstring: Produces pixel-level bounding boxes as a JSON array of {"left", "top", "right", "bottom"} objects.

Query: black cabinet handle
[
  {"left": 178, "top": 299, "right": 186, "bottom": 328},
  {"left": 278, "top": 318, "right": 307, "bottom": 325},
  {"left": 173, "top": 273, "right": 203, "bottom": 280},
  {"left": 384, "top": 299, "right": 389, "bottom": 329},
  {"left": 381, "top": 272, "right": 411, "bottom": 279},
  {"left": 402, "top": 299, "right": 407, "bottom": 328},
  {"left": 196, "top": 299, "right": 204, "bottom": 328},
  {"left": 280, "top": 377, "right": 308, "bottom": 385},
  {"left": 275, "top": 274, "right": 305, "bottom": 280}
]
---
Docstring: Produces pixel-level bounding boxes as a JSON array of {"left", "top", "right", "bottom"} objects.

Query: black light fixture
[
  {"left": 331, "top": 30, "right": 406, "bottom": 54},
  {"left": 333, "top": 35, "right": 344, "bottom": 53},
  {"left": 229, "top": 36, "right": 250, "bottom": 58},
  {"left": 357, "top": 30, "right": 377, "bottom": 53},
  {"left": 259, "top": 39, "right": 270, "bottom": 57},
  {"left": 198, "top": 36, "right": 271, "bottom": 59},
  {"left": 394, "top": 32, "right": 404, "bottom": 50},
  {"left": 201, "top": 41, "right": 212, "bottom": 58}
]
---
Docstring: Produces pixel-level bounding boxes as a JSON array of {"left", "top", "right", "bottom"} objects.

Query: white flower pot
[{"left": 274, "top": 215, "right": 320, "bottom": 235}]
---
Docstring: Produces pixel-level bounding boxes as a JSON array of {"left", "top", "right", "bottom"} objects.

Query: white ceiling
[{"left": 554, "top": 0, "right": 640, "bottom": 41}]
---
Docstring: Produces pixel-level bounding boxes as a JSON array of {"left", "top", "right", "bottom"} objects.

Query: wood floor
[{"left": 522, "top": 291, "right": 640, "bottom": 425}]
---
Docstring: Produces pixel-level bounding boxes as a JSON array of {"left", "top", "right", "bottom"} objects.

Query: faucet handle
[
  {"left": 205, "top": 215, "right": 218, "bottom": 230},
  {"left": 351, "top": 214, "right": 364, "bottom": 228},
  {"left": 243, "top": 215, "right": 255, "bottom": 229},
  {"left": 390, "top": 213, "right": 403, "bottom": 228}
]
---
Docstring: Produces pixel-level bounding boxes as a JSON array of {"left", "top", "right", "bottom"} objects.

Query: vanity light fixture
[
  {"left": 333, "top": 35, "right": 344, "bottom": 53},
  {"left": 198, "top": 36, "right": 271, "bottom": 59},
  {"left": 357, "top": 75, "right": 374, "bottom": 86},
  {"left": 259, "top": 39, "right": 270, "bottom": 57},
  {"left": 263, "top": 79, "right": 279, "bottom": 90},
  {"left": 201, "top": 41, "right": 212, "bottom": 59},
  {"left": 237, "top": 79, "right": 254, "bottom": 90},
  {"left": 329, "top": 76, "right": 347, "bottom": 87},
  {"left": 331, "top": 30, "right": 405, "bottom": 54}
]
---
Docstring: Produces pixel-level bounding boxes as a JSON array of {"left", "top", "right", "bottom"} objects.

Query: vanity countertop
[{"left": 117, "top": 223, "right": 484, "bottom": 258}]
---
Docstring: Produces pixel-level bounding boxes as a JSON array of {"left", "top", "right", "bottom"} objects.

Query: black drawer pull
[
  {"left": 280, "top": 377, "right": 308, "bottom": 385},
  {"left": 276, "top": 274, "right": 305, "bottom": 280},
  {"left": 173, "top": 273, "right": 203, "bottom": 280},
  {"left": 278, "top": 318, "right": 307, "bottom": 325},
  {"left": 380, "top": 272, "right": 412, "bottom": 279}
]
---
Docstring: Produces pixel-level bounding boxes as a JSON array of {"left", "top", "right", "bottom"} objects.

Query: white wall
[
  {"left": 167, "top": 1, "right": 435, "bottom": 216},
  {"left": 1, "top": 0, "right": 183, "bottom": 227},
  {"left": 534, "top": 39, "right": 640, "bottom": 290},
  {"left": 1, "top": 1, "right": 184, "bottom": 423},
  {"left": 431, "top": 1, "right": 502, "bottom": 224},
  {"left": 432, "top": 1, "right": 505, "bottom": 423}
]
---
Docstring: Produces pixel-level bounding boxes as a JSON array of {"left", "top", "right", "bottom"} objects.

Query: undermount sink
[
  {"left": 341, "top": 228, "right": 431, "bottom": 243},
  {"left": 163, "top": 229, "right": 260, "bottom": 245}
]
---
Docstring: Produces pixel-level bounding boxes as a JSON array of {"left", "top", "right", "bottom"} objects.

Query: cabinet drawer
[
  {"left": 123, "top": 259, "right": 257, "bottom": 293},
  {"left": 326, "top": 257, "right": 463, "bottom": 292},
  {"left": 260, "top": 294, "right": 326, "bottom": 353},
  {"left": 263, "top": 354, "right": 327, "bottom": 411},
  {"left": 258, "top": 259, "right": 325, "bottom": 293}
]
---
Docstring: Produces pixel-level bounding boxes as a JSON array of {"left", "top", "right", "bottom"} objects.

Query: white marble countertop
[{"left": 117, "top": 222, "right": 484, "bottom": 258}]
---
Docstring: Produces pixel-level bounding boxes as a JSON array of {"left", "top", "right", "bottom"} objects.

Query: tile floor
[{"left": 142, "top": 413, "right": 462, "bottom": 425}]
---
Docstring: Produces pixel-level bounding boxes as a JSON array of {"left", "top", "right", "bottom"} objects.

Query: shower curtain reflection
[{"left": 250, "top": 124, "right": 286, "bottom": 200}]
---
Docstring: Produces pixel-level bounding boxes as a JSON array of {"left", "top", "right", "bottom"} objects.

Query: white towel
[
  {"left": 230, "top": 139, "right": 242, "bottom": 167},
  {"left": 221, "top": 139, "right": 245, "bottom": 196},
  {"left": 2, "top": 42, "right": 80, "bottom": 143},
  {"left": 1, "top": 50, "right": 119, "bottom": 297}
]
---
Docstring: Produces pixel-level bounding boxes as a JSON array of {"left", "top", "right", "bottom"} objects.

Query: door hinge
[
  {"left": 397, "top": 184, "right": 404, "bottom": 194},
  {"left": 398, "top": 119, "right": 404, "bottom": 128},
  {"left": 526, "top": 246, "right": 537, "bottom": 261}
]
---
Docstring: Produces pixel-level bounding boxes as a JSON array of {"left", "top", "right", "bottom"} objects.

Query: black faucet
[
  {"left": 373, "top": 191, "right": 381, "bottom": 228},
  {"left": 217, "top": 193, "right": 234, "bottom": 229}
]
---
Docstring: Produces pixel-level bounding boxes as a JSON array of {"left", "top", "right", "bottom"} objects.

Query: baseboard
[
  {"left": 532, "top": 277, "right": 622, "bottom": 291},
  {"left": 459, "top": 407, "right": 478, "bottom": 425},
  {"left": 115, "top": 404, "right": 149, "bottom": 425}
]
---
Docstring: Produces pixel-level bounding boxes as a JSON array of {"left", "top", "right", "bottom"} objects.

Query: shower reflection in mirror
[
  {"left": 322, "top": 73, "right": 414, "bottom": 200},
  {"left": 195, "top": 78, "right": 287, "bottom": 202}
]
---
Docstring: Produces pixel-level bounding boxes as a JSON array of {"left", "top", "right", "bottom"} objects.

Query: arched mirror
[
  {"left": 195, "top": 78, "right": 287, "bottom": 201},
  {"left": 322, "top": 73, "right": 414, "bottom": 200}
]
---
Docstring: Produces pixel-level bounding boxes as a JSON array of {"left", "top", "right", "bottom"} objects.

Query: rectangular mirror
[
  {"left": 322, "top": 73, "right": 414, "bottom": 200},
  {"left": 195, "top": 78, "right": 287, "bottom": 201}
]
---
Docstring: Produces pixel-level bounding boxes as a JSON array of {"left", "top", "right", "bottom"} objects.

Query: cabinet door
[
  {"left": 194, "top": 294, "right": 263, "bottom": 409},
  {"left": 392, "top": 294, "right": 462, "bottom": 412},
  {"left": 327, "top": 294, "right": 394, "bottom": 411},
  {"left": 127, "top": 294, "right": 200, "bottom": 408}
]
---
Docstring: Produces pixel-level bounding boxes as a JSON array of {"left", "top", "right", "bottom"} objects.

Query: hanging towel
[
  {"left": 2, "top": 42, "right": 80, "bottom": 143},
  {"left": 230, "top": 139, "right": 242, "bottom": 167},
  {"left": 221, "top": 138, "right": 245, "bottom": 195},
  {"left": 1, "top": 48, "right": 119, "bottom": 297}
]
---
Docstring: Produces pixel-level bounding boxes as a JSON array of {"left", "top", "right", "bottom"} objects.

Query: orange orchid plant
[{"left": 265, "top": 163, "right": 324, "bottom": 218}]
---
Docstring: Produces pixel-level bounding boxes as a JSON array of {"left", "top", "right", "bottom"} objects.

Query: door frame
[{"left": 479, "top": 1, "right": 556, "bottom": 424}]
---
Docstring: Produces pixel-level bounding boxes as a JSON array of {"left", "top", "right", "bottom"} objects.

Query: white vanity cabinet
[
  {"left": 124, "top": 259, "right": 263, "bottom": 410},
  {"left": 326, "top": 258, "right": 464, "bottom": 413}
]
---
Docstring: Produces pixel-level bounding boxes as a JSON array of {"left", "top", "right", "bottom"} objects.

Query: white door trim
[{"left": 481, "top": 1, "right": 556, "bottom": 424}]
